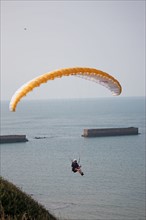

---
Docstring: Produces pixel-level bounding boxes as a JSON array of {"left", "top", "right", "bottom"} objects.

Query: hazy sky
[{"left": 1, "top": 0, "right": 145, "bottom": 101}]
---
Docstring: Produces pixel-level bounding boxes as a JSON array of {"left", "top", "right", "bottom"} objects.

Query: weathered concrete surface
[
  {"left": 82, "top": 127, "right": 139, "bottom": 137},
  {"left": 0, "top": 135, "right": 28, "bottom": 143}
]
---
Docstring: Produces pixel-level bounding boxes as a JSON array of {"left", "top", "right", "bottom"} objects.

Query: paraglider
[
  {"left": 71, "top": 159, "right": 84, "bottom": 176},
  {"left": 9, "top": 67, "right": 122, "bottom": 112}
]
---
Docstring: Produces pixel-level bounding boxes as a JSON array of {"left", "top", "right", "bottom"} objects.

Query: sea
[{"left": 0, "top": 97, "right": 145, "bottom": 220}]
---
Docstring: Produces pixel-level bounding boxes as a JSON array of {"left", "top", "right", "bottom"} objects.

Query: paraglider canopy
[{"left": 9, "top": 67, "right": 122, "bottom": 112}]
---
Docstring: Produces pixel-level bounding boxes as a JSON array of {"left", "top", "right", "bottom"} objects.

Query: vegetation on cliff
[{"left": 0, "top": 177, "right": 57, "bottom": 220}]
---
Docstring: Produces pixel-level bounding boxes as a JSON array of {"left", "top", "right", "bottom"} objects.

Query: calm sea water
[{"left": 0, "top": 97, "right": 145, "bottom": 220}]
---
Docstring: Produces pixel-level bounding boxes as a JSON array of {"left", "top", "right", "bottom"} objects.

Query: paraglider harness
[
  {"left": 72, "top": 160, "right": 80, "bottom": 173},
  {"left": 71, "top": 158, "right": 84, "bottom": 176}
]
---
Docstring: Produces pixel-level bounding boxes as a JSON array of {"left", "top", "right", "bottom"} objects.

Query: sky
[{"left": 1, "top": 0, "right": 145, "bottom": 101}]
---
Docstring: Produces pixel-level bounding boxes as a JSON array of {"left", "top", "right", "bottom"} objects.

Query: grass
[{"left": 0, "top": 177, "right": 58, "bottom": 220}]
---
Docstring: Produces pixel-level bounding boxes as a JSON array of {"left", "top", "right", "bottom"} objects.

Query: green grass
[{"left": 0, "top": 177, "right": 58, "bottom": 220}]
